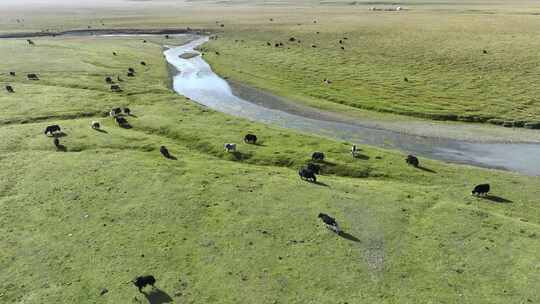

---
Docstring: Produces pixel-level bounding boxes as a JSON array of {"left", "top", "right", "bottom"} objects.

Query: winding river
[{"left": 164, "top": 36, "right": 540, "bottom": 176}]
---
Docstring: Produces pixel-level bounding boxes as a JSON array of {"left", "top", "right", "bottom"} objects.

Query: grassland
[
  {"left": 198, "top": 9, "right": 540, "bottom": 126},
  {"left": 0, "top": 30, "right": 539, "bottom": 304},
  {"left": 4, "top": 2, "right": 540, "bottom": 128}
]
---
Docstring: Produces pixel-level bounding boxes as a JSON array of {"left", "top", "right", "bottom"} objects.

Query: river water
[{"left": 164, "top": 36, "right": 540, "bottom": 176}]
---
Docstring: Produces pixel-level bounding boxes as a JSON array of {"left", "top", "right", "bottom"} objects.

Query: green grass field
[
  {"left": 1, "top": 32, "right": 540, "bottom": 304},
  {"left": 202, "top": 9, "right": 540, "bottom": 126},
  {"left": 1, "top": 1, "right": 540, "bottom": 303}
]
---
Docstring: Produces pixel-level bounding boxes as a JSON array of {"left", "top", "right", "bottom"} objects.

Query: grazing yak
[
  {"left": 244, "top": 134, "right": 257, "bottom": 144},
  {"left": 312, "top": 152, "right": 325, "bottom": 161},
  {"left": 53, "top": 138, "right": 60, "bottom": 147},
  {"left": 128, "top": 67, "right": 135, "bottom": 73},
  {"left": 112, "top": 52, "right": 117, "bottom": 56},
  {"left": 127, "top": 71, "right": 135, "bottom": 77},
  {"left": 351, "top": 145, "right": 358, "bottom": 157},
  {"left": 472, "top": 184, "right": 490, "bottom": 196},
  {"left": 9, "top": 72, "right": 16, "bottom": 76},
  {"left": 123, "top": 107, "right": 131, "bottom": 115},
  {"left": 5, "top": 85, "right": 14, "bottom": 93},
  {"left": 91, "top": 121, "right": 100, "bottom": 129},
  {"left": 224, "top": 143, "right": 237, "bottom": 152},
  {"left": 44, "top": 125, "right": 61, "bottom": 136},
  {"left": 140, "top": 61, "right": 146, "bottom": 66},
  {"left": 133, "top": 275, "right": 156, "bottom": 293},
  {"left": 27, "top": 73, "right": 39, "bottom": 80},
  {"left": 115, "top": 116, "right": 128, "bottom": 126},
  {"left": 306, "top": 163, "right": 321, "bottom": 174},
  {"left": 110, "top": 108, "right": 122, "bottom": 117},
  {"left": 299, "top": 167, "right": 317, "bottom": 182},
  {"left": 406, "top": 155, "right": 419, "bottom": 167},
  {"left": 318, "top": 213, "right": 340, "bottom": 233},
  {"left": 160, "top": 146, "right": 171, "bottom": 158},
  {"left": 111, "top": 85, "right": 122, "bottom": 92},
  {"left": 27, "top": 39, "right": 35, "bottom": 45},
  {"left": 105, "top": 76, "right": 113, "bottom": 84}
]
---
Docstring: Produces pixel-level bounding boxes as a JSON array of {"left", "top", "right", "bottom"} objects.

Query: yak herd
[{"left": 4, "top": 34, "right": 494, "bottom": 295}]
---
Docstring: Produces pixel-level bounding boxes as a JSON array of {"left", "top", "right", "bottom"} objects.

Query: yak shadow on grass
[
  {"left": 55, "top": 144, "right": 67, "bottom": 152},
  {"left": 338, "top": 231, "right": 361, "bottom": 242},
  {"left": 417, "top": 165, "right": 436, "bottom": 173},
  {"left": 481, "top": 195, "right": 513, "bottom": 204},
  {"left": 313, "top": 180, "right": 330, "bottom": 187},
  {"left": 353, "top": 153, "right": 370, "bottom": 160},
  {"left": 93, "top": 128, "right": 108, "bottom": 134},
  {"left": 164, "top": 154, "right": 177, "bottom": 160},
  {"left": 230, "top": 151, "right": 253, "bottom": 161},
  {"left": 143, "top": 288, "right": 173, "bottom": 304},
  {"left": 49, "top": 132, "right": 67, "bottom": 138}
]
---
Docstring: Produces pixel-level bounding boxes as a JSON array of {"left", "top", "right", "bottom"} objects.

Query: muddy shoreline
[{"left": 228, "top": 79, "right": 540, "bottom": 144}]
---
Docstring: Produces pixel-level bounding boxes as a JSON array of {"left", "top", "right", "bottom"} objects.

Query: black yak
[
  {"left": 160, "top": 146, "right": 171, "bottom": 158},
  {"left": 44, "top": 125, "right": 61, "bottom": 136},
  {"left": 244, "top": 134, "right": 257, "bottom": 144},
  {"left": 27, "top": 73, "right": 39, "bottom": 80},
  {"left": 224, "top": 143, "right": 237, "bottom": 152},
  {"left": 132, "top": 275, "right": 156, "bottom": 293},
  {"left": 111, "top": 85, "right": 122, "bottom": 92},
  {"left": 299, "top": 168, "right": 317, "bottom": 182},
  {"left": 406, "top": 155, "right": 419, "bottom": 167},
  {"left": 472, "top": 184, "right": 490, "bottom": 196},
  {"left": 306, "top": 163, "right": 321, "bottom": 174},
  {"left": 312, "top": 152, "right": 325, "bottom": 161},
  {"left": 318, "top": 213, "right": 340, "bottom": 233}
]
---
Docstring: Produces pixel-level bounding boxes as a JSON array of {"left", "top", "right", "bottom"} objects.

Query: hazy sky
[
  {"left": 1, "top": 0, "right": 124, "bottom": 3},
  {"left": 0, "top": 0, "right": 143, "bottom": 8}
]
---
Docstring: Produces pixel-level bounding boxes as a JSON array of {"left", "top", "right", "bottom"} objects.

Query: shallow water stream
[{"left": 164, "top": 37, "right": 540, "bottom": 176}]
